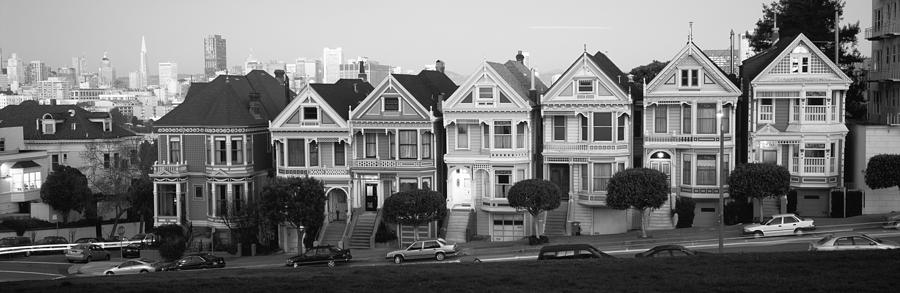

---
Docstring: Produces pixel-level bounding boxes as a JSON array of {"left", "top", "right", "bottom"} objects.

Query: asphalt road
[{"left": 0, "top": 249, "right": 131, "bottom": 281}]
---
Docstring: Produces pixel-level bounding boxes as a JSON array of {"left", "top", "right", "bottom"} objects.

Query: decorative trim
[{"left": 156, "top": 126, "right": 269, "bottom": 134}]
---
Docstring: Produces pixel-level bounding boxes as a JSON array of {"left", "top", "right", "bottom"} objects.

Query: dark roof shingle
[
  {"left": 0, "top": 101, "right": 136, "bottom": 140},
  {"left": 391, "top": 71, "right": 458, "bottom": 111},
  {"left": 309, "top": 79, "right": 373, "bottom": 120}
]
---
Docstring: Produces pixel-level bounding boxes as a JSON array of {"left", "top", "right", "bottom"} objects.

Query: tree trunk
[
  {"left": 107, "top": 207, "right": 127, "bottom": 240},
  {"left": 640, "top": 208, "right": 649, "bottom": 238},
  {"left": 758, "top": 198, "right": 764, "bottom": 222},
  {"left": 532, "top": 212, "right": 540, "bottom": 238},
  {"left": 297, "top": 227, "right": 303, "bottom": 256}
]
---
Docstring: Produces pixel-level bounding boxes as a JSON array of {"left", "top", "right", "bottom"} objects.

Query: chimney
[
  {"left": 435, "top": 60, "right": 445, "bottom": 73},
  {"left": 516, "top": 50, "right": 525, "bottom": 64},
  {"left": 248, "top": 92, "right": 262, "bottom": 118},
  {"left": 274, "top": 70, "right": 286, "bottom": 83},
  {"left": 627, "top": 74, "right": 635, "bottom": 83},
  {"left": 357, "top": 60, "right": 368, "bottom": 82}
]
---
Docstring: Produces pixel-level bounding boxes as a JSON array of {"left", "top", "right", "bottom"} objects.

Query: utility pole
[
  {"left": 730, "top": 30, "right": 735, "bottom": 75},
  {"left": 835, "top": 10, "right": 840, "bottom": 64}
]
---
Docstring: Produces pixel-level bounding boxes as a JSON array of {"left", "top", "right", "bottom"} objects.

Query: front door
[
  {"left": 549, "top": 164, "right": 570, "bottom": 199},
  {"left": 364, "top": 183, "right": 378, "bottom": 212},
  {"left": 328, "top": 189, "right": 348, "bottom": 222}
]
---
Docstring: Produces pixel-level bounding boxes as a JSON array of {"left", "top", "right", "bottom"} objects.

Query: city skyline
[{"left": 0, "top": 0, "right": 871, "bottom": 78}]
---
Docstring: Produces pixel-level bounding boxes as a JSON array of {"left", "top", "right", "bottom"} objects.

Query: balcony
[
  {"left": 151, "top": 161, "right": 188, "bottom": 178},
  {"left": 206, "top": 164, "right": 255, "bottom": 177},
  {"left": 791, "top": 157, "right": 837, "bottom": 175},
  {"left": 866, "top": 23, "right": 900, "bottom": 41},
  {"left": 544, "top": 142, "right": 629, "bottom": 152},
  {"left": 352, "top": 159, "right": 435, "bottom": 169},
  {"left": 759, "top": 105, "right": 773, "bottom": 121},
  {"left": 644, "top": 134, "right": 732, "bottom": 144},
  {"left": 277, "top": 166, "right": 350, "bottom": 177},
  {"left": 575, "top": 192, "right": 607, "bottom": 207},
  {"left": 479, "top": 197, "right": 518, "bottom": 213},
  {"left": 489, "top": 149, "right": 530, "bottom": 159}
]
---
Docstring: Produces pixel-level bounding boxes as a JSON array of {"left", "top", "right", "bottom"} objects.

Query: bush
[
  {"left": 724, "top": 200, "right": 753, "bottom": 225},
  {"left": 374, "top": 221, "right": 396, "bottom": 243},
  {"left": 674, "top": 197, "right": 696, "bottom": 228},
  {"left": 155, "top": 224, "right": 186, "bottom": 261}
]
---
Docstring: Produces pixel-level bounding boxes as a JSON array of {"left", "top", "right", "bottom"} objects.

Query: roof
[
  {"left": 155, "top": 70, "right": 290, "bottom": 127},
  {"left": 588, "top": 51, "right": 629, "bottom": 92},
  {"left": 391, "top": 71, "right": 458, "bottom": 110},
  {"left": 740, "top": 37, "right": 794, "bottom": 85},
  {"left": 538, "top": 244, "right": 599, "bottom": 251},
  {"left": 309, "top": 79, "right": 373, "bottom": 120},
  {"left": 486, "top": 61, "right": 548, "bottom": 103},
  {"left": 11, "top": 160, "right": 40, "bottom": 168},
  {"left": 0, "top": 101, "right": 137, "bottom": 140}
]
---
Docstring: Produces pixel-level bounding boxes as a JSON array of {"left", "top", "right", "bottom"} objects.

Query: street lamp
[{"left": 716, "top": 109, "right": 725, "bottom": 254}]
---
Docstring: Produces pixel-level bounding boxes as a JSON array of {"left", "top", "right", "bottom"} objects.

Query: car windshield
[
  {"left": 862, "top": 235, "right": 883, "bottom": 243},
  {"left": 816, "top": 235, "right": 834, "bottom": 245},
  {"left": 763, "top": 217, "right": 778, "bottom": 225}
]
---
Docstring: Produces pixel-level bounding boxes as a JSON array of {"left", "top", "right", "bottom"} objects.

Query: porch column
[
  {"left": 153, "top": 182, "right": 159, "bottom": 224},
  {"left": 243, "top": 181, "right": 249, "bottom": 207},
  {"left": 175, "top": 182, "right": 182, "bottom": 222},
  {"left": 210, "top": 183, "right": 217, "bottom": 217}
]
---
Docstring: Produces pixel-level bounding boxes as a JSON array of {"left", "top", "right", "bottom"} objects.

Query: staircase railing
[
  {"left": 368, "top": 208, "right": 383, "bottom": 249},
  {"left": 315, "top": 217, "right": 329, "bottom": 245},
  {"left": 342, "top": 208, "right": 361, "bottom": 249}
]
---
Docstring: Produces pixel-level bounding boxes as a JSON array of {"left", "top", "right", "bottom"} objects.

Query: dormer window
[
  {"left": 302, "top": 107, "right": 318, "bottom": 121},
  {"left": 679, "top": 69, "right": 700, "bottom": 88},
  {"left": 790, "top": 46, "right": 811, "bottom": 73},
  {"left": 476, "top": 87, "right": 494, "bottom": 106},
  {"left": 577, "top": 80, "right": 594, "bottom": 93},
  {"left": 383, "top": 96, "right": 400, "bottom": 112}
]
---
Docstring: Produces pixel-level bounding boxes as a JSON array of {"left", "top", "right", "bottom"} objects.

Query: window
[
  {"left": 214, "top": 137, "right": 227, "bottom": 165},
  {"left": 169, "top": 137, "right": 181, "bottom": 163},
  {"left": 287, "top": 139, "right": 306, "bottom": 166},
  {"left": 51, "top": 154, "right": 59, "bottom": 168},
  {"left": 790, "top": 46, "right": 811, "bottom": 73},
  {"left": 696, "top": 155, "right": 717, "bottom": 185},
  {"left": 246, "top": 135, "right": 253, "bottom": 164},
  {"left": 682, "top": 105, "right": 692, "bottom": 134},
  {"left": 593, "top": 113, "right": 612, "bottom": 141},
  {"left": 308, "top": 141, "right": 319, "bottom": 166},
  {"left": 723, "top": 105, "right": 731, "bottom": 134},
  {"left": 495, "top": 170, "right": 512, "bottom": 198},
  {"left": 456, "top": 124, "right": 469, "bottom": 149},
  {"left": 759, "top": 99, "right": 774, "bottom": 122},
  {"left": 194, "top": 185, "right": 204, "bottom": 200},
  {"left": 482, "top": 123, "right": 490, "bottom": 149},
  {"left": 303, "top": 107, "right": 318, "bottom": 120},
  {"left": 553, "top": 116, "right": 566, "bottom": 141},
  {"left": 422, "top": 132, "right": 432, "bottom": 159},
  {"left": 577, "top": 80, "right": 593, "bottom": 93},
  {"left": 231, "top": 137, "right": 243, "bottom": 164},
  {"left": 365, "top": 133, "right": 377, "bottom": 158},
  {"left": 654, "top": 105, "right": 667, "bottom": 133},
  {"left": 617, "top": 115, "right": 626, "bottom": 141},
  {"left": 334, "top": 142, "right": 346, "bottom": 166},
  {"left": 0, "top": 138, "right": 4, "bottom": 151},
  {"left": 697, "top": 103, "right": 716, "bottom": 134},
  {"left": 805, "top": 143, "right": 826, "bottom": 158},
  {"left": 103, "top": 153, "right": 110, "bottom": 168},
  {"left": 580, "top": 115, "right": 588, "bottom": 141},
  {"left": 233, "top": 185, "right": 243, "bottom": 214},
  {"left": 388, "top": 132, "right": 396, "bottom": 159},
  {"left": 383, "top": 97, "right": 399, "bottom": 112},
  {"left": 516, "top": 123, "right": 525, "bottom": 148},
  {"left": 680, "top": 69, "right": 699, "bottom": 87},
  {"left": 494, "top": 121, "right": 512, "bottom": 149},
  {"left": 43, "top": 121, "right": 55, "bottom": 134},
  {"left": 682, "top": 155, "right": 692, "bottom": 185},
  {"left": 580, "top": 165, "right": 588, "bottom": 191},
  {"left": 400, "top": 178, "right": 418, "bottom": 192},
  {"left": 114, "top": 153, "right": 120, "bottom": 168},
  {"left": 422, "top": 177, "right": 432, "bottom": 190},
  {"left": 592, "top": 163, "right": 612, "bottom": 192},
  {"left": 399, "top": 130, "right": 417, "bottom": 159},
  {"left": 477, "top": 87, "right": 494, "bottom": 106}
]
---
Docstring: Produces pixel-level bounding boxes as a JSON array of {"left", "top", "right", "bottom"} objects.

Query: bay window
[
  {"left": 287, "top": 139, "right": 305, "bottom": 166},
  {"left": 683, "top": 105, "right": 692, "bottom": 134},
  {"left": 399, "top": 130, "right": 417, "bottom": 159},
  {"left": 422, "top": 132, "right": 432, "bottom": 159},
  {"left": 696, "top": 155, "right": 717, "bottom": 185},
  {"left": 580, "top": 164, "right": 588, "bottom": 191},
  {"left": 495, "top": 170, "right": 512, "bottom": 198},
  {"left": 682, "top": 155, "right": 692, "bottom": 185},
  {"left": 334, "top": 142, "right": 346, "bottom": 166},
  {"left": 617, "top": 115, "right": 626, "bottom": 141},
  {"left": 169, "top": 137, "right": 181, "bottom": 163},
  {"left": 483, "top": 123, "right": 490, "bottom": 149},
  {"left": 388, "top": 132, "right": 396, "bottom": 159},
  {"left": 593, "top": 113, "right": 612, "bottom": 141},
  {"left": 516, "top": 122, "right": 525, "bottom": 148},
  {"left": 231, "top": 137, "right": 243, "bottom": 164},
  {"left": 592, "top": 163, "right": 612, "bottom": 192},
  {"left": 697, "top": 103, "right": 716, "bottom": 134},
  {"left": 494, "top": 121, "right": 512, "bottom": 149},
  {"left": 581, "top": 115, "right": 588, "bottom": 141}
]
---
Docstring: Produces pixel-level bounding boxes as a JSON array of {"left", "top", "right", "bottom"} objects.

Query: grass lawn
[{"left": 6, "top": 251, "right": 898, "bottom": 292}]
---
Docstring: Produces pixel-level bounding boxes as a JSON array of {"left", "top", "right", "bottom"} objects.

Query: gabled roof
[
  {"left": 740, "top": 37, "right": 794, "bottom": 84},
  {"left": 646, "top": 41, "right": 741, "bottom": 94},
  {"left": 487, "top": 61, "right": 548, "bottom": 101},
  {"left": 156, "top": 70, "right": 290, "bottom": 127},
  {"left": 391, "top": 70, "right": 458, "bottom": 110},
  {"left": 309, "top": 79, "right": 373, "bottom": 121},
  {"left": 0, "top": 101, "right": 136, "bottom": 140},
  {"left": 587, "top": 51, "right": 629, "bottom": 92}
]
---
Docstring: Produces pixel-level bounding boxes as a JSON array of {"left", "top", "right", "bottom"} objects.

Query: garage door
[
  {"left": 492, "top": 214, "right": 525, "bottom": 242},
  {"left": 797, "top": 194, "right": 828, "bottom": 217},
  {"left": 693, "top": 203, "right": 718, "bottom": 227}
]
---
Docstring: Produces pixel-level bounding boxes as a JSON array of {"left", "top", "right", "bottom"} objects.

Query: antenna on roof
[
  {"left": 688, "top": 22, "right": 694, "bottom": 43},
  {"left": 583, "top": 44, "right": 587, "bottom": 53}
]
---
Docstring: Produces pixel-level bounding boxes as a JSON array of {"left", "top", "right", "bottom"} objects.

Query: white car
[
  {"left": 385, "top": 239, "right": 459, "bottom": 264},
  {"left": 809, "top": 232, "right": 900, "bottom": 251},
  {"left": 104, "top": 259, "right": 158, "bottom": 275},
  {"left": 743, "top": 213, "right": 815, "bottom": 238}
]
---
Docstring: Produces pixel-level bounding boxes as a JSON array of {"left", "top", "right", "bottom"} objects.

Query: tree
[
  {"left": 382, "top": 189, "right": 446, "bottom": 242},
  {"left": 606, "top": 168, "right": 669, "bottom": 238},
  {"left": 629, "top": 60, "right": 670, "bottom": 87},
  {"left": 127, "top": 177, "right": 154, "bottom": 233},
  {"left": 80, "top": 138, "right": 142, "bottom": 239},
  {"left": 506, "top": 179, "right": 561, "bottom": 242},
  {"left": 258, "top": 177, "right": 326, "bottom": 254},
  {"left": 747, "top": 0, "right": 866, "bottom": 119},
  {"left": 864, "top": 154, "right": 900, "bottom": 197},
  {"left": 156, "top": 224, "right": 186, "bottom": 261},
  {"left": 137, "top": 140, "right": 157, "bottom": 176},
  {"left": 40, "top": 165, "right": 93, "bottom": 223},
  {"left": 221, "top": 200, "right": 261, "bottom": 249},
  {"left": 728, "top": 163, "right": 792, "bottom": 221}
]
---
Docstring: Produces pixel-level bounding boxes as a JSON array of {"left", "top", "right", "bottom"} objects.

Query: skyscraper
[
  {"left": 139, "top": 36, "right": 149, "bottom": 89},
  {"left": 204, "top": 35, "right": 227, "bottom": 79},
  {"left": 323, "top": 47, "right": 342, "bottom": 83},
  {"left": 72, "top": 56, "right": 87, "bottom": 83},
  {"left": 99, "top": 52, "right": 116, "bottom": 88},
  {"left": 27, "top": 61, "right": 50, "bottom": 85},
  {"left": 158, "top": 62, "right": 178, "bottom": 95},
  {"left": 6, "top": 53, "right": 23, "bottom": 87}
]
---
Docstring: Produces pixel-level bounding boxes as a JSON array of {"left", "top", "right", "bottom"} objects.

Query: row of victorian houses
[{"left": 144, "top": 33, "right": 853, "bottom": 252}]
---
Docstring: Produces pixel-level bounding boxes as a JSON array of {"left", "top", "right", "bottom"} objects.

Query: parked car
[
  {"left": 634, "top": 245, "right": 711, "bottom": 258},
  {"left": 159, "top": 253, "right": 226, "bottom": 271},
  {"left": 809, "top": 232, "right": 900, "bottom": 251},
  {"left": 386, "top": 239, "right": 459, "bottom": 264},
  {"left": 75, "top": 237, "right": 102, "bottom": 244},
  {"left": 31, "top": 236, "right": 69, "bottom": 255},
  {"left": 121, "top": 243, "right": 142, "bottom": 258},
  {"left": 0, "top": 236, "right": 33, "bottom": 257},
  {"left": 538, "top": 244, "right": 613, "bottom": 260},
  {"left": 883, "top": 212, "right": 900, "bottom": 229},
  {"left": 66, "top": 243, "right": 110, "bottom": 263},
  {"left": 286, "top": 245, "right": 352, "bottom": 268},
  {"left": 742, "top": 213, "right": 815, "bottom": 237},
  {"left": 104, "top": 259, "right": 158, "bottom": 275},
  {"left": 130, "top": 233, "right": 158, "bottom": 247}
]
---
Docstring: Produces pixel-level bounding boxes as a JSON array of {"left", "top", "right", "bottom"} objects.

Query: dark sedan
[
  {"left": 286, "top": 245, "right": 352, "bottom": 268},
  {"left": 159, "top": 253, "right": 226, "bottom": 271},
  {"left": 122, "top": 243, "right": 142, "bottom": 258},
  {"left": 634, "top": 245, "right": 711, "bottom": 258}
]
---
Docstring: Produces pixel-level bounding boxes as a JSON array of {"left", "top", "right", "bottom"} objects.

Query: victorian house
[
  {"left": 269, "top": 78, "right": 372, "bottom": 252},
  {"left": 540, "top": 51, "right": 633, "bottom": 236},
  {"left": 741, "top": 33, "right": 851, "bottom": 218},
  {"left": 347, "top": 70, "right": 456, "bottom": 247},
  {"left": 442, "top": 57, "right": 546, "bottom": 242},
  {"left": 151, "top": 70, "right": 288, "bottom": 243},
  {"left": 644, "top": 41, "right": 741, "bottom": 227}
]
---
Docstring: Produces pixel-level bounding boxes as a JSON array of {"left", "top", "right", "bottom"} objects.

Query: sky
[{"left": 0, "top": 0, "right": 871, "bottom": 77}]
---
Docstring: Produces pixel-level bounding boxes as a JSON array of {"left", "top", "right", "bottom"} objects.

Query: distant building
[
  {"left": 70, "top": 88, "right": 114, "bottom": 102},
  {"left": 323, "top": 47, "right": 342, "bottom": 83},
  {"left": 27, "top": 61, "right": 50, "bottom": 85},
  {"left": 0, "top": 93, "right": 35, "bottom": 109},
  {"left": 292, "top": 58, "right": 322, "bottom": 86},
  {"left": 129, "top": 72, "right": 140, "bottom": 89},
  {"left": 339, "top": 57, "right": 393, "bottom": 86},
  {"left": 158, "top": 62, "right": 178, "bottom": 97},
  {"left": 36, "top": 77, "right": 72, "bottom": 101},
  {"left": 138, "top": 36, "right": 149, "bottom": 89},
  {"left": 99, "top": 52, "right": 116, "bottom": 88},
  {"left": 0, "top": 126, "right": 50, "bottom": 218},
  {"left": 204, "top": 35, "right": 227, "bottom": 79},
  {"left": 244, "top": 53, "right": 263, "bottom": 74},
  {"left": 6, "top": 53, "right": 24, "bottom": 88}
]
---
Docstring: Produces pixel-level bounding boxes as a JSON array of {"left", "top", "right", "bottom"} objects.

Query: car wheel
[
  {"left": 435, "top": 252, "right": 445, "bottom": 261},
  {"left": 105, "top": 271, "right": 114, "bottom": 275},
  {"left": 474, "top": 258, "right": 482, "bottom": 263},
  {"left": 328, "top": 260, "right": 335, "bottom": 268},
  {"left": 293, "top": 262, "right": 299, "bottom": 268},
  {"left": 393, "top": 255, "right": 403, "bottom": 264},
  {"left": 794, "top": 228, "right": 804, "bottom": 236},
  {"left": 139, "top": 270, "right": 148, "bottom": 273},
  {"left": 753, "top": 231, "right": 764, "bottom": 238}
]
